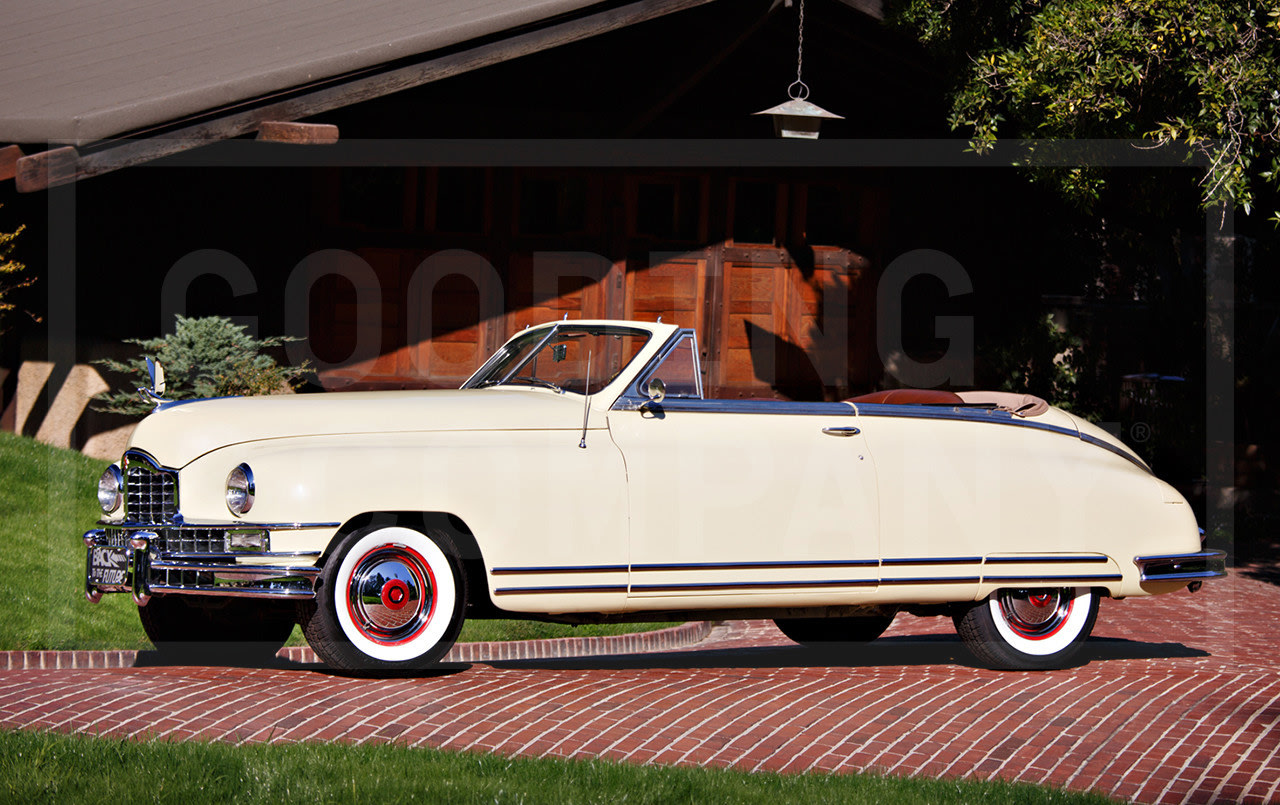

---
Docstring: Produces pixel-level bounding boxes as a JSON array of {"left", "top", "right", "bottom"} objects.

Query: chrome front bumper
[
  {"left": 1133, "top": 550, "right": 1228, "bottom": 584},
  {"left": 83, "top": 526, "right": 322, "bottom": 605}
]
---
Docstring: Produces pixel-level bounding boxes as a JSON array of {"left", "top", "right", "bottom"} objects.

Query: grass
[
  {"left": 0, "top": 431, "right": 669, "bottom": 650},
  {"left": 0, "top": 730, "right": 1113, "bottom": 805}
]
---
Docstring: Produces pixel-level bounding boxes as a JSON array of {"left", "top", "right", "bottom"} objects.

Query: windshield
[{"left": 464, "top": 325, "right": 652, "bottom": 395}]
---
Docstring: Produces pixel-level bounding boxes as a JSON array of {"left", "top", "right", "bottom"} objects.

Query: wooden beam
[
  {"left": 65, "top": 0, "right": 716, "bottom": 185},
  {"left": 257, "top": 121, "right": 340, "bottom": 144},
  {"left": 0, "top": 145, "right": 24, "bottom": 183},
  {"left": 15, "top": 146, "right": 78, "bottom": 193}
]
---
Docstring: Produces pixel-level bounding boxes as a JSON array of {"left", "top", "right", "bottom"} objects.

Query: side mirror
[{"left": 644, "top": 377, "right": 666, "bottom": 404}]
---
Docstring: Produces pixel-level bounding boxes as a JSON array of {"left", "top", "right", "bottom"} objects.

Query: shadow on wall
[
  {"left": 742, "top": 320, "right": 827, "bottom": 401},
  {"left": 1, "top": 361, "right": 135, "bottom": 460}
]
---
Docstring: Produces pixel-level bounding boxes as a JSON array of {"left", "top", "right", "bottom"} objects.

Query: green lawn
[
  {"left": 0, "top": 730, "right": 1112, "bottom": 805},
  {"left": 0, "top": 431, "right": 667, "bottom": 650}
]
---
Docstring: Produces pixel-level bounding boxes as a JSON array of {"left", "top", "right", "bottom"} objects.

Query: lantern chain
[{"left": 788, "top": 0, "right": 809, "bottom": 101}]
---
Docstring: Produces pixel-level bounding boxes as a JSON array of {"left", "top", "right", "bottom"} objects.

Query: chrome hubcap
[
  {"left": 997, "top": 588, "right": 1072, "bottom": 640},
  {"left": 347, "top": 546, "right": 434, "bottom": 644}
]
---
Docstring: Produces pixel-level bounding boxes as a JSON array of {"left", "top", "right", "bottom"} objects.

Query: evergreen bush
[{"left": 93, "top": 315, "right": 313, "bottom": 416}]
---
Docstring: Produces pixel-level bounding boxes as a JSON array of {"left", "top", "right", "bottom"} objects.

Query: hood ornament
[{"left": 138, "top": 357, "right": 168, "bottom": 410}]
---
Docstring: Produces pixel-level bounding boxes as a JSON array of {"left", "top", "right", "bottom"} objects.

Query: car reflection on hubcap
[
  {"left": 347, "top": 546, "right": 435, "bottom": 644},
  {"left": 997, "top": 588, "right": 1072, "bottom": 640}
]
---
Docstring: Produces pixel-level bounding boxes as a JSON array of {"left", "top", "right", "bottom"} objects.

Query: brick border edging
[{"left": 0, "top": 621, "right": 716, "bottom": 670}]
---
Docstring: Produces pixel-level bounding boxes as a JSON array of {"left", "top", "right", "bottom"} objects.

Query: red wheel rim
[
  {"left": 996, "top": 588, "right": 1073, "bottom": 641},
  {"left": 345, "top": 544, "right": 438, "bottom": 646}
]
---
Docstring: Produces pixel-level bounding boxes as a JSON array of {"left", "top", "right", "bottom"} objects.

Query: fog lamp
[{"left": 228, "top": 531, "right": 269, "bottom": 552}]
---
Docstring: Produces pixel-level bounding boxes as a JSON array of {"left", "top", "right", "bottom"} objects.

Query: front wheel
[
  {"left": 302, "top": 525, "right": 466, "bottom": 673},
  {"left": 954, "top": 587, "right": 1099, "bottom": 670}
]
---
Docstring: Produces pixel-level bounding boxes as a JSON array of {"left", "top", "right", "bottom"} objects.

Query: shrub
[{"left": 93, "top": 315, "right": 313, "bottom": 416}]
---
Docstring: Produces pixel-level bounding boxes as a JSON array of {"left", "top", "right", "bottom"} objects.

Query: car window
[{"left": 643, "top": 334, "right": 701, "bottom": 398}]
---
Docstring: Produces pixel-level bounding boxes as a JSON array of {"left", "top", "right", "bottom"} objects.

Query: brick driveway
[{"left": 1, "top": 569, "right": 1277, "bottom": 805}]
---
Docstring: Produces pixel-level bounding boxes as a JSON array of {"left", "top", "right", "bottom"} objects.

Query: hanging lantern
[{"left": 753, "top": 0, "right": 843, "bottom": 139}]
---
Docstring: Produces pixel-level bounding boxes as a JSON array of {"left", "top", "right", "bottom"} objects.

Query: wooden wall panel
[
  {"left": 505, "top": 253, "right": 610, "bottom": 332},
  {"left": 624, "top": 256, "right": 706, "bottom": 332},
  {"left": 713, "top": 258, "right": 859, "bottom": 400}
]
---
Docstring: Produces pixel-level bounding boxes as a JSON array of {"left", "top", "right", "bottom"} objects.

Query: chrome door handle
[{"left": 822, "top": 426, "right": 861, "bottom": 437}]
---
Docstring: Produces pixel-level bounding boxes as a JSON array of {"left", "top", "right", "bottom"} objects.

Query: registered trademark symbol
[{"left": 1130, "top": 422, "right": 1151, "bottom": 443}]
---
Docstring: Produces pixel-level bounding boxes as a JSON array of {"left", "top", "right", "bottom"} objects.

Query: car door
[{"left": 607, "top": 334, "right": 880, "bottom": 608}]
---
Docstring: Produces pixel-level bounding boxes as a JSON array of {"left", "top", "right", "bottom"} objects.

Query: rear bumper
[
  {"left": 1133, "top": 550, "right": 1228, "bottom": 583},
  {"left": 83, "top": 525, "right": 323, "bottom": 605}
]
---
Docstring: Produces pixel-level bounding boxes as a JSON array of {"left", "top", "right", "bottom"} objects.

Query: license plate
[{"left": 87, "top": 545, "right": 130, "bottom": 588}]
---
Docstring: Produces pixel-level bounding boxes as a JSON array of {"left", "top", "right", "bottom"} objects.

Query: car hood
[{"left": 127, "top": 388, "right": 594, "bottom": 468}]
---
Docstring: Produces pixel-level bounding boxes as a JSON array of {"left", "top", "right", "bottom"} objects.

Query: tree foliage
[
  {"left": 890, "top": 0, "right": 1280, "bottom": 217},
  {"left": 0, "top": 205, "right": 38, "bottom": 333},
  {"left": 93, "top": 315, "right": 313, "bottom": 416}
]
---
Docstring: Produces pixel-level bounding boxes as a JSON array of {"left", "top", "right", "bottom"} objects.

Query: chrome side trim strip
[
  {"left": 983, "top": 555, "right": 1110, "bottom": 564},
  {"left": 1077, "top": 433, "right": 1151, "bottom": 472},
  {"left": 882, "top": 556, "right": 981, "bottom": 566},
  {"left": 879, "top": 576, "right": 982, "bottom": 585},
  {"left": 853, "top": 404, "right": 1151, "bottom": 473},
  {"left": 615, "top": 397, "right": 857, "bottom": 416},
  {"left": 492, "top": 559, "right": 880, "bottom": 575},
  {"left": 1134, "top": 550, "right": 1227, "bottom": 583},
  {"left": 494, "top": 584, "right": 628, "bottom": 595},
  {"left": 983, "top": 574, "right": 1123, "bottom": 583},
  {"left": 491, "top": 564, "right": 628, "bottom": 575},
  {"left": 630, "top": 579, "right": 876, "bottom": 593},
  {"left": 632, "top": 559, "right": 879, "bottom": 571}
]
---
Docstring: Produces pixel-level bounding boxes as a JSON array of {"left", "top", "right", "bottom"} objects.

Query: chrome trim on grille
[
  {"left": 123, "top": 450, "right": 178, "bottom": 524},
  {"left": 147, "top": 584, "right": 316, "bottom": 599},
  {"left": 164, "top": 550, "right": 322, "bottom": 561},
  {"left": 83, "top": 523, "right": 322, "bottom": 601},
  {"left": 1134, "top": 550, "right": 1227, "bottom": 583},
  {"left": 102, "top": 521, "right": 340, "bottom": 531},
  {"left": 150, "top": 559, "right": 320, "bottom": 576}
]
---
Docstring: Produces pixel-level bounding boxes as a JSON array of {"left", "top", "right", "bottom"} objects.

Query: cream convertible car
[{"left": 85, "top": 319, "right": 1225, "bottom": 671}]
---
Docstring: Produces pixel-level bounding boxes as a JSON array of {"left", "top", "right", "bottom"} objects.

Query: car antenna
[{"left": 579, "top": 350, "right": 592, "bottom": 449}]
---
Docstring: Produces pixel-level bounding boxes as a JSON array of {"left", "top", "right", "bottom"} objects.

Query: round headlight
[
  {"left": 225, "top": 464, "right": 255, "bottom": 516},
  {"left": 97, "top": 465, "right": 123, "bottom": 514}
]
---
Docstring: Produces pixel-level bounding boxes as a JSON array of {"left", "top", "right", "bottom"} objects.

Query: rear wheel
[
  {"left": 138, "top": 595, "right": 295, "bottom": 663},
  {"left": 774, "top": 612, "right": 896, "bottom": 650},
  {"left": 302, "top": 525, "right": 466, "bottom": 673},
  {"left": 954, "top": 587, "right": 1099, "bottom": 670}
]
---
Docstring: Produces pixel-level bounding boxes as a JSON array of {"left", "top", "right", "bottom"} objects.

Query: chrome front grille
[
  {"left": 152, "top": 528, "right": 228, "bottom": 555},
  {"left": 124, "top": 456, "right": 177, "bottom": 524}
]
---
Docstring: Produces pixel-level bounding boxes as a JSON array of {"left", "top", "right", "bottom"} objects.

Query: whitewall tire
[
  {"left": 304, "top": 525, "right": 466, "bottom": 672},
  {"left": 954, "top": 587, "right": 1099, "bottom": 670}
]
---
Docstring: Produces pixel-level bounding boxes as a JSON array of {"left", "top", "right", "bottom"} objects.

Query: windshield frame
[{"left": 461, "top": 323, "right": 654, "bottom": 396}]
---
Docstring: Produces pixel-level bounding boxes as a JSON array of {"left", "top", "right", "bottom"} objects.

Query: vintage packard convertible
[{"left": 84, "top": 319, "right": 1226, "bottom": 671}]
